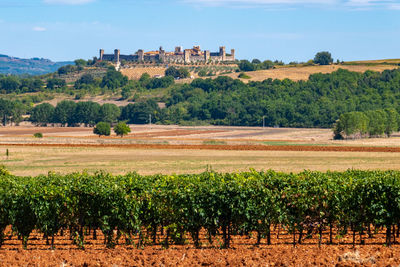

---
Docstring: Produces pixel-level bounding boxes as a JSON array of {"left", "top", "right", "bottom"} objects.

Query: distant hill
[{"left": 0, "top": 54, "right": 73, "bottom": 76}]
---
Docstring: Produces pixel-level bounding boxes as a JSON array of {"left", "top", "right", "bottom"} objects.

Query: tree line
[
  {"left": 2, "top": 67, "right": 400, "bottom": 130},
  {"left": 162, "top": 68, "right": 400, "bottom": 128},
  {"left": 1, "top": 169, "right": 400, "bottom": 249},
  {"left": 333, "top": 108, "right": 400, "bottom": 139}
]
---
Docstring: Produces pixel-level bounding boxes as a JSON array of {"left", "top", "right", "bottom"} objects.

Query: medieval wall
[{"left": 100, "top": 46, "right": 235, "bottom": 64}]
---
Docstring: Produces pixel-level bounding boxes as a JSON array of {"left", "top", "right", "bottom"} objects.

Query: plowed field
[
  {"left": 2, "top": 142, "right": 400, "bottom": 153},
  {"left": 1, "top": 227, "right": 400, "bottom": 266}
]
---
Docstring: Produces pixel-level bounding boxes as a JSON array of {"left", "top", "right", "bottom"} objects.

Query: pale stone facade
[{"left": 99, "top": 46, "right": 235, "bottom": 64}]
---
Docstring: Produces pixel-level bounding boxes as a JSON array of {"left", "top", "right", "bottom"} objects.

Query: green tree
[
  {"left": 46, "top": 78, "right": 66, "bottom": 90},
  {"left": 73, "top": 101, "right": 100, "bottom": 126},
  {"left": 93, "top": 122, "right": 111, "bottom": 137},
  {"left": 114, "top": 122, "right": 131, "bottom": 137},
  {"left": 74, "top": 59, "right": 87, "bottom": 67},
  {"left": 332, "top": 111, "right": 369, "bottom": 139},
  {"left": 57, "top": 65, "right": 77, "bottom": 75},
  {"left": 314, "top": 51, "right": 333, "bottom": 65},
  {"left": 384, "top": 108, "right": 399, "bottom": 136},
  {"left": 29, "top": 103, "right": 55, "bottom": 126},
  {"left": 99, "top": 103, "right": 121, "bottom": 124},
  {"left": 74, "top": 74, "right": 97, "bottom": 89},
  {"left": 53, "top": 100, "right": 77, "bottom": 126},
  {"left": 101, "top": 67, "right": 128, "bottom": 90},
  {"left": 238, "top": 60, "right": 255, "bottom": 71},
  {"left": 165, "top": 67, "right": 189, "bottom": 79}
]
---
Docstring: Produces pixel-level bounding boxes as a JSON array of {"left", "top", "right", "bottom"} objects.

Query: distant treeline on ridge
[{"left": 1, "top": 66, "right": 400, "bottom": 132}]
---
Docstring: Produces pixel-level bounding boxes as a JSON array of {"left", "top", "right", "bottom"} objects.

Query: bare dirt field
[
  {"left": 225, "top": 64, "right": 398, "bottom": 82},
  {"left": 1, "top": 227, "right": 400, "bottom": 266}
]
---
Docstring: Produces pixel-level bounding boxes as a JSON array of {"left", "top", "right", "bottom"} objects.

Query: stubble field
[{"left": 1, "top": 124, "right": 400, "bottom": 176}]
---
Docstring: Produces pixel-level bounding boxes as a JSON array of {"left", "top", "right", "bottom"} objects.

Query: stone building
[{"left": 99, "top": 46, "right": 235, "bottom": 64}]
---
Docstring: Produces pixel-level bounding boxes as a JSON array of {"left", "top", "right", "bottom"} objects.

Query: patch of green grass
[{"left": 203, "top": 140, "right": 227, "bottom": 145}]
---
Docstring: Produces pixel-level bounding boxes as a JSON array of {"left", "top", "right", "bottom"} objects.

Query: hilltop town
[{"left": 100, "top": 45, "right": 235, "bottom": 64}]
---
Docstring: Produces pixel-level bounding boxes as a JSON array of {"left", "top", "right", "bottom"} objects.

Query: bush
[
  {"left": 238, "top": 72, "right": 251, "bottom": 79},
  {"left": 93, "top": 122, "right": 111, "bottom": 137},
  {"left": 33, "top": 133, "right": 43, "bottom": 138},
  {"left": 114, "top": 122, "right": 131, "bottom": 137}
]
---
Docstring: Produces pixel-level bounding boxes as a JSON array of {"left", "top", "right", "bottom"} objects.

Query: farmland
[
  {"left": 2, "top": 168, "right": 400, "bottom": 265},
  {"left": 120, "top": 62, "right": 398, "bottom": 83},
  {"left": 2, "top": 125, "right": 400, "bottom": 176},
  {"left": 2, "top": 125, "right": 400, "bottom": 265}
]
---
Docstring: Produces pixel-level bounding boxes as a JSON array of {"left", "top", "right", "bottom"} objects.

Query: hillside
[
  {"left": 0, "top": 54, "right": 73, "bottom": 75},
  {"left": 121, "top": 62, "right": 399, "bottom": 83},
  {"left": 225, "top": 64, "right": 399, "bottom": 82}
]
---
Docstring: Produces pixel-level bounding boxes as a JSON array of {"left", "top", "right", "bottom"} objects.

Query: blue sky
[{"left": 0, "top": 0, "right": 399, "bottom": 62}]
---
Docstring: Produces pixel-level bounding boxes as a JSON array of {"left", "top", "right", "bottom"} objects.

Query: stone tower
[
  {"left": 204, "top": 50, "right": 210, "bottom": 62},
  {"left": 137, "top": 49, "right": 144, "bottom": 62},
  {"left": 114, "top": 49, "right": 120, "bottom": 63},
  {"left": 230, "top": 49, "right": 235, "bottom": 60},
  {"left": 99, "top": 49, "right": 104, "bottom": 61},
  {"left": 219, "top": 46, "right": 226, "bottom": 61},
  {"left": 184, "top": 49, "right": 191, "bottom": 63},
  {"left": 159, "top": 46, "right": 165, "bottom": 62}
]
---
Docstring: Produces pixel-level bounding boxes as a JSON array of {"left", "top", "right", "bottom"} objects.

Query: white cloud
[
  {"left": 33, "top": 26, "right": 47, "bottom": 32},
  {"left": 43, "top": 0, "right": 95, "bottom": 5}
]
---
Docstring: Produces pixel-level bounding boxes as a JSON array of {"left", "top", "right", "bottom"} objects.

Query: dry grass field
[
  {"left": 2, "top": 145, "right": 400, "bottom": 176},
  {"left": 346, "top": 59, "right": 400, "bottom": 64},
  {"left": 121, "top": 67, "right": 167, "bottom": 79},
  {"left": 1, "top": 125, "right": 400, "bottom": 176},
  {"left": 120, "top": 63, "right": 398, "bottom": 83},
  {"left": 225, "top": 64, "right": 399, "bottom": 82}
]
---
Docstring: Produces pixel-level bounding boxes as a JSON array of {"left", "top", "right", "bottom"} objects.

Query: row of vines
[{"left": 1, "top": 168, "right": 400, "bottom": 249}]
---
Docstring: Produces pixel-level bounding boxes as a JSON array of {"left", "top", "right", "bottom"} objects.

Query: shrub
[
  {"left": 238, "top": 72, "right": 251, "bottom": 79},
  {"left": 93, "top": 122, "right": 111, "bottom": 137},
  {"left": 114, "top": 122, "right": 131, "bottom": 137},
  {"left": 33, "top": 133, "right": 43, "bottom": 138}
]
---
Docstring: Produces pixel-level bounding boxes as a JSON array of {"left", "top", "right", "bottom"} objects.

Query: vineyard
[{"left": 1, "top": 168, "right": 400, "bottom": 252}]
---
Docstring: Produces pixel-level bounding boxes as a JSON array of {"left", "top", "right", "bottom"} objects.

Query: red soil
[
  {"left": 2, "top": 143, "right": 400, "bottom": 153},
  {"left": 1, "top": 228, "right": 399, "bottom": 266}
]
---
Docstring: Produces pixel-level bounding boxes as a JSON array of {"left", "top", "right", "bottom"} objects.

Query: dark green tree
[
  {"left": 101, "top": 67, "right": 128, "bottom": 90},
  {"left": 314, "top": 51, "right": 333, "bottom": 65},
  {"left": 73, "top": 101, "right": 100, "bottom": 126},
  {"left": 29, "top": 103, "right": 55, "bottom": 126},
  {"left": 53, "top": 100, "right": 77, "bottom": 126},
  {"left": 99, "top": 103, "right": 121, "bottom": 124},
  {"left": 93, "top": 122, "right": 111, "bottom": 137},
  {"left": 46, "top": 78, "right": 66, "bottom": 90}
]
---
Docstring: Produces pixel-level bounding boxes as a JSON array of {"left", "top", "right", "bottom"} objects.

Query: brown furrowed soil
[
  {"left": 1, "top": 227, "right": 399, "bottom": 266},
  {"left": 3, "top": 142, "right": 400, "bottom": 153}
]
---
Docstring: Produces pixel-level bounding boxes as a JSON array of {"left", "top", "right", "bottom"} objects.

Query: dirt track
[{"left": 2, "top": 142, "right": 400, "bottom": 153}]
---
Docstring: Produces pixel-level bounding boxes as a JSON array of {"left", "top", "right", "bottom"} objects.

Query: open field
[
  {"left": 345, "top": 58, "right": 400, "bottom": 64},
  {"left": 225, "top": 64, "right": 399, "bottom": 82},
  {"left": 1, "top": 125, "right": 400, "bottom": 176},
  {"left": 120, "top": 64, "right": 398, "bottom": 83},
  {"left": 3, "top": 145, "right": 400, "bottom": 176}
]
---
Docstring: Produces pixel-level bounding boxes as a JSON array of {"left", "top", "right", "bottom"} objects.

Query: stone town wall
[{"left": 99, "top": 46, "right": 235, "bottom": 64}]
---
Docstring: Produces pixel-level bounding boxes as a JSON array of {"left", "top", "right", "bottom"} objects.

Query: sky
[{"left": 0, "top": 0, "right": 399, "bottom": 62}]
